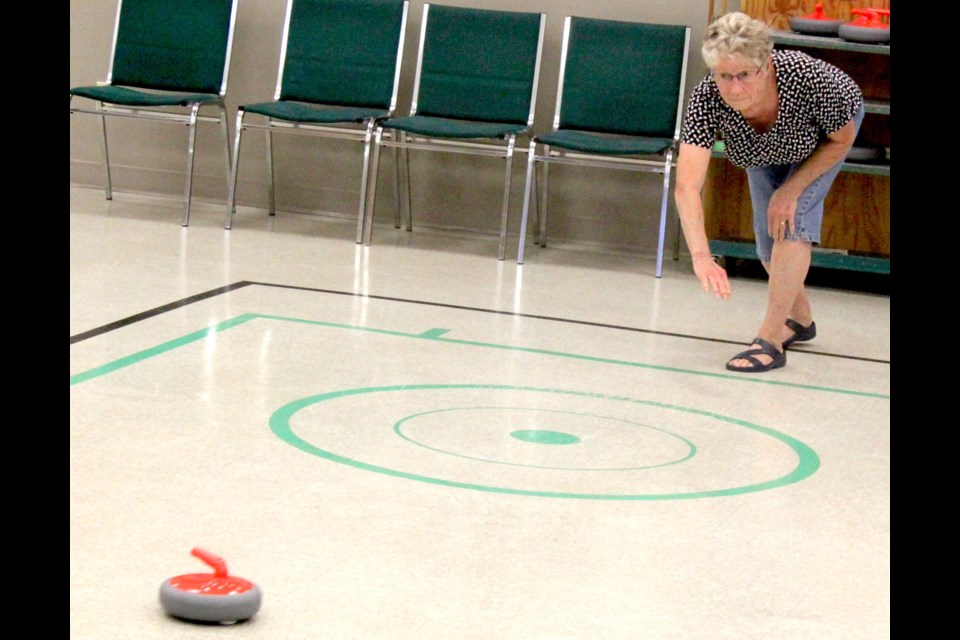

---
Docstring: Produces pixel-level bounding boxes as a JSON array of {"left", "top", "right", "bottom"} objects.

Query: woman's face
[{"left": 711, "top": 54, "right": 772, "bottom": 113}]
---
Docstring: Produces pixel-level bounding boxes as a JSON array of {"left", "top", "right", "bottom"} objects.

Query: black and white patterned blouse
[{"left": 679, "top": 49, "right": 863, "bottom": 168}]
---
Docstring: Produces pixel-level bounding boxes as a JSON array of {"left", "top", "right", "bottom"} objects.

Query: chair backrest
[
  {"left": 277, "top": 0, "right": 409, "bottom": 110},
  {"left": 107, "top": 0, "right": 239, "bottom": 96},
  {"left": 554, "top": 16, "right": 690, "bottom": 138},
  {"left": 411, "top": 3, "right": 546, "bottom": 125}
]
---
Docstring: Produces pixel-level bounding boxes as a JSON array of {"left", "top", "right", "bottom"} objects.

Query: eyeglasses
[{"left": 711, "top": 65, "right": 763, "bottom": 85}]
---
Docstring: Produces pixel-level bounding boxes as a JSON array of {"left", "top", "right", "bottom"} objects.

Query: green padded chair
[
  {"left": 225, "top": 0, "right": 409, "bottom": 240},
  {"left": 69, "top": 0, "right": 239, "bottom": 227},
  {"left": 517, "top": 16, "right": 691, "bottom": 277},
  {"left": 360, "top": 3, "right": 547, "bottom": 260}
]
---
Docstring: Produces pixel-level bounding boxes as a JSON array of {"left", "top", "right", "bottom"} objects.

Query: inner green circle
[
  {"left": 394, "top": 406, "right": 694, "bottom": 471},
  {"left": 510, "top": 429, "right": 580, "bottom": 445}
]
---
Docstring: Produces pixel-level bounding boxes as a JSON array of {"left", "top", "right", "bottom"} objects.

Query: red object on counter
[
  {"left": 802, "top": 3, "right": 833, "bottom": 21},
  {"left": 846, "top": 8, "right": 890, "bottom": 29}
]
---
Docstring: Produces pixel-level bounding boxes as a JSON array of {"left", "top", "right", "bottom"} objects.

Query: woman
[{"left": 675, "top": 12, "right": 864, "bottom": 373}]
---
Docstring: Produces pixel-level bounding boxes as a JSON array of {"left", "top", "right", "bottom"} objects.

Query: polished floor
[{"left": 69, "top": 185, "right": 890, "bottom": 639}]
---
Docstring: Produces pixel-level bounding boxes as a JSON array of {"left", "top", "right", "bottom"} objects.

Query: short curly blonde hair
[{"left": 701, "top": 12, "right": 773, "bottom": 69}]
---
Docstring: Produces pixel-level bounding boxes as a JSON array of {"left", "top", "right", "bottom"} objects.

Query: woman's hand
[
  {"left": 767, "top": 118, "right": 857, "bottom": 240},
  {"left": 676, "top": 144, "right": 730, "bottom": 298},
  {"left": 692, "top": 254, "right": 731, "bottom": 299},
  {"left": 767, "top": 187, "right": 798, "bottom": 240}
]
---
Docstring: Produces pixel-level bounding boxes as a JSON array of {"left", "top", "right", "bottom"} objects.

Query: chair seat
[
  {"left": 381, "top": 115, "right": 529, "bottom": 139},
  {"left": 536, "top": 129, "right": 674, "bottom": 156},
  {"left": 70, "top": 85, "right": 221, "bottom": 107},
  {"left": 241, "top": 101, "right": 390, "bottom": 124}
]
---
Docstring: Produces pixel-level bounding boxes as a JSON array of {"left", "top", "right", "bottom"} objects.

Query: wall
[{"left": 69, "top": 0, "right": 716, "bottom": 258}]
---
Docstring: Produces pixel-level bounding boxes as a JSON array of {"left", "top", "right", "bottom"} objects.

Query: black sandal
[
  {"left": 726, "top": 338, "right": 786, "bottom": 373},
  {"left": 782, "top": 319, "right": 816, "bottom": 349}
]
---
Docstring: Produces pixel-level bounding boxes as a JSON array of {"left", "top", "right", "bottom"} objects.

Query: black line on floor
[
  {"left": 68, "top": 282, "right": 255, "bottom": 344},
  {"left": 69, "top": 280, "right": 889, "bottom": 365}
]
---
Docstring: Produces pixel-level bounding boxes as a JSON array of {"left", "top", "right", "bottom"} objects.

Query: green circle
[
  {"left": 269, "top": 384, "right": 820, "bottom": 501},
  {"left": 393, "top": 406, "right": 695, "bottom": 471},
  {"left": 510, "top": 429, "right": 580, "bottom": 445}
]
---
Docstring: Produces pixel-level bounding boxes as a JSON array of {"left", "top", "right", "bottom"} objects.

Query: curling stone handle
[
  {"left": 191, "top": 547, "right": 229, "bottom": 577},
  {"left": 851, "top": 8, "right": 890, "bottom": 19}
]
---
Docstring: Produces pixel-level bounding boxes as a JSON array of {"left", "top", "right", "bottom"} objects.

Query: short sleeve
[{"left": 679, "top": 79, "right": 720, "bottom": 150}]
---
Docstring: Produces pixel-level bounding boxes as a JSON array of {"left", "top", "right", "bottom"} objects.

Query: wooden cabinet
[{"left": 704, "top": 4, "right": 890, "bottom": 274}]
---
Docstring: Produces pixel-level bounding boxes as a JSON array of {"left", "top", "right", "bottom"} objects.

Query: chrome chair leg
[
  {"left": 517, "top": 137, "right": 538, "bottom": 264},
  {"left": 219, "top": 102, "right": 232, "bottom": 200},
  {"left": 497, "top": 135, "right": 517, "bottom": 261},
  {"left": 225, "top": 109, "right": 245, "bottom": 229},
  {"left": 654, "top": 149, "right": 674, "bottom": 278},
  {"left": 95, "top": 100, "right": 113, "bottom": 201},
  {"left": 356, "top": 118, "right": 377, "bottom": 243},
  {"left": 391, "top": 145, "right": 401, "bottom": 228},
  {"left": 399, "top": 132, "right": 412, "bottom": 232},
  {"left": 361, "top": 127, "right": 384, "bottom": 246},
  {"left": 181, "top": 104, "right": 201, "bottom": 227},
  {"left": 539, "top": 145, "right": 550, "bottom": 247},
  {"left": 265, "top": 123, "right": 276, "bottom": 216}
]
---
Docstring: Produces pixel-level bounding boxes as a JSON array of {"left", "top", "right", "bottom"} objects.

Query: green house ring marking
[{"left": 269, "top": 384, "right": 820, "bottom": 501}]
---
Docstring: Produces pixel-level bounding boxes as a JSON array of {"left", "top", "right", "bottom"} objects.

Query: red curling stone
[{"left": 159, "top": 547, "right": 262, "bottom": 624}]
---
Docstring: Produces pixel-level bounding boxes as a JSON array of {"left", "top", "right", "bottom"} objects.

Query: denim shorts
[{"left": 746, "top": 105, "right": 865, "bottom": 263}]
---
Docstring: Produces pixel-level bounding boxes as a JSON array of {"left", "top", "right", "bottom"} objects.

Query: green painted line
[
  {"left": 258, "top": 315, "right": 889, "bottom": 399},
  {"left": 418, "top": 328, "right": 450, "bottom": 339},
  {"left": 69, "top": 314, "right": 259, "bottom": 386},
  {"left": 429, "top": 336, "right": 889, "bottom": 398},
  {"left": 70, "top": 313, "right": 889, "bottom": 400}
]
